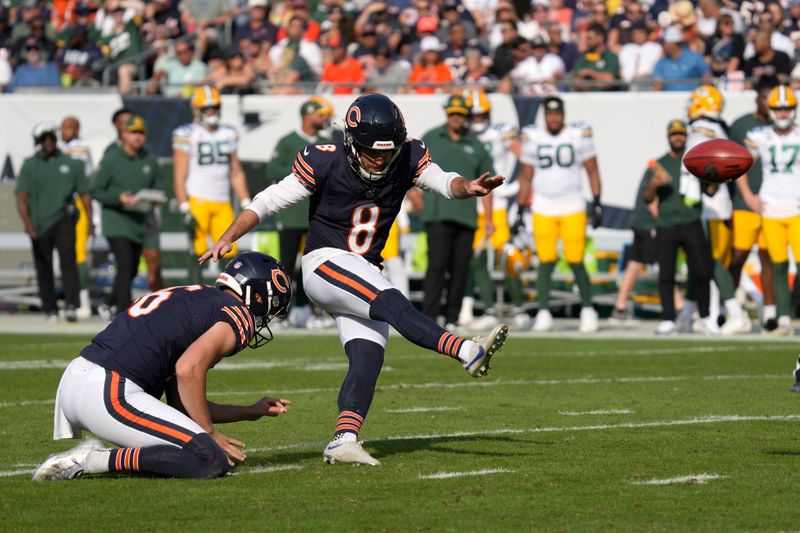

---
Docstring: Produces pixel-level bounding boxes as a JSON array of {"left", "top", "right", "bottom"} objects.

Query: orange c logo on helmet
[
  {"left": 347, "top": 106, "right": 361, "bottom": 128},
  {"left": 272, "top": 269, "right": 290, "bottom": 294}
]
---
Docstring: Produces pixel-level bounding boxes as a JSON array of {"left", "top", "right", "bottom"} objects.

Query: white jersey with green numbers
[
  {"left": 172, "top": 122, "right": 238, "bottom": 203},
  {"left": 519, "top": 122, "right": 596, "bottom": 217},
  {"left": 478, "top": 122, "right": 519, "bottom": 211},
  {"left": 686, "top": 117, "right": 732, "bottom": 220},
  {"left": 745, "top": 123, "right": 800, "bottom": 218}
]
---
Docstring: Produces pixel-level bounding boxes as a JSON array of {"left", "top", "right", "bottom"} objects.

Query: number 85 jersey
[
  {"left": 519, "top": 122, "right": 596, "bottom": 216},
  {"left": 172, "top": 122, "right": 239, "bottom": 202},
  {"left": 248, "top": 139, "right": 457, "bottom": 268}
]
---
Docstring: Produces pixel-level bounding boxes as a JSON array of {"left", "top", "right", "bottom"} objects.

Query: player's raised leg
[{"left": 303, "top": 251, "right": 508, "bottom": 378}]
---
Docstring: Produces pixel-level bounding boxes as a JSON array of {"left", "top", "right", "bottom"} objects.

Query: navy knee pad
[{"left": 184, "top": 433, "right": 229, "bottom": 479}]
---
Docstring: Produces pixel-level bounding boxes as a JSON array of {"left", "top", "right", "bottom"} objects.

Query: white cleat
[
  {"left": 32, "top": 437, "right": 104, "bottom": 481},
  {"left": 463, "top": 324, "right": 508, "bottom": 378},
  {"left": 579, "top": 307, "right": 599, "bottom": 333},
  {"left": 470, "top": 314, "right": 500, "bottom": 330},
  {"left": 771, "top": 317, "right": 794, "bottom": 337},
  {"left": 655, "top": 320, "right": 677, "bottom": 335},
  {"left": 720, "top": 313, "right": 752, "bottom": 336},
  {"left": 511, "top": 312, "right": 532, "bottom": 331},
  {"left": 533, "top": 309, "right": 553, "bottom": 332},
  {"left": 323, "top": 436, "right": 380, "bottom": 466},
  {"left": 693, "top": 316, "right": 720, "bottom": 337}
]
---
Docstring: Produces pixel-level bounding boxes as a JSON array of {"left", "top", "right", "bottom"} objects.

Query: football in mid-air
[{"left": 683, "top": 139, "right": 754, "bottom": 183}]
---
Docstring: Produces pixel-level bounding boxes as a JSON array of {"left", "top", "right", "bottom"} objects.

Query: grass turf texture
[{"left": 1, "top": 333, "right": 799, "bottom": 531}]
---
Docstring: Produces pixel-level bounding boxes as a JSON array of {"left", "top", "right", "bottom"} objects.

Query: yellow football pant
[
  {"left": 763, "top": 215, "right": 800, "bottom": 264},
  {"left": 533, "top": 211, "right": 586, "bottom": 264},
  {"left": 381, "top": 219, "right": 400, "bottom": 261},
  {"left": 189, "top": 197, "right": 237, "bottom": 258},
  {"left": 473, "top": 209, "right": 510, "bottom": 251},
  {"left": 707, "top": 219, "right": 732, "bottom": 267},
  {"left": 74, "top": 198, "right": 89, "bottom": 264},
  {"left": 732, "top": 210, "right": 767, "bottom": 251}
]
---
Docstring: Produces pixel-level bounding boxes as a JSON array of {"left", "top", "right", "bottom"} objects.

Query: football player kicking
[
  {"left": 201, "top": 93, "right": 509, "bottom": 466},
  {"left": 32, "top": 252, "right": 292, "bottom": 480}
]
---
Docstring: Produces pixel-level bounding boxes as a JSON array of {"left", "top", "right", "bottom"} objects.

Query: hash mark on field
[
  {"left": 0, "top": 469, "right": 34, "bottom": 478},
  {"left": 384, "top": 407, "right": 463, "bottom": 413},
  {"left": 229, "top": 464, "right": 303, "bottom": 476},
  {"left": 419, "top": 468, "right": 515, "bottom": 480},
  {"left": 0, "top": 399, "right": 54, "bottom": 408},
  {"left": 632, "top": 474, "right": 725, "bottom": 486},
  {"left": 559, "top": 409, "right": 634, "bottom": 416}
]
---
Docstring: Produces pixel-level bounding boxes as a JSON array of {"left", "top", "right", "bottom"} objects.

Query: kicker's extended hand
[{"left": 468, "top": 173, "right": 505, "bottom": 196}]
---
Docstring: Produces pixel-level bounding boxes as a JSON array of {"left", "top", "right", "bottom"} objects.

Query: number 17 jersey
[
  {"left": 745, "top": 123, "right": 800, "bottom": 218},
  {"left": 519, "top": 122, "right": 596, "bottom": 216}
]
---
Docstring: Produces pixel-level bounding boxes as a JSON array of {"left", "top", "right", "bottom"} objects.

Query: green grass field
[{"left": 2, "top": 332, "right": 800, "bottom": 531}]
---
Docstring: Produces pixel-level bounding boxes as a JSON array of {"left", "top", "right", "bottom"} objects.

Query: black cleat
[{"left": 789, "top": 381, "right": 800, "bottom": 393}]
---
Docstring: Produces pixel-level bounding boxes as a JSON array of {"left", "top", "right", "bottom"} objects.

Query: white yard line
[
  {"left": 228, "top": 464, "right": 303, "bottom": 476},
  {"left": 245, "top": 413, "right": 800, "bottom": 454},
  {"left": 210, "top": 373, "right": 786, "bottom": 398},
  {"left": 419, "top": 468, "right": 515, "bottom": 480},
  {"left": 632, "top": 474, "right": 725, "bottom": 486},
  {"left": 0, "top": 469, "right": 33, "bottom": 478},
  {"left": 0, "top": 373, "right": 787, "bottom": 408},
  {"left": 384, "top": 407, "right": 463, "bottom": 413},
  {"left": 559, "top": 409, "right": 635, "bottom": 416}
]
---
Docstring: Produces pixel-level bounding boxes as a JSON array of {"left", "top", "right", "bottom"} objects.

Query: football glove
[
  {"left": 509, "top": 203, "right": 530, "bottom": 237},
  {"left": 591, "top": 195, "right": 603, "bottom": 229},
  {"left": 179, "top": 202, "right": 196, "bottom": 234}
]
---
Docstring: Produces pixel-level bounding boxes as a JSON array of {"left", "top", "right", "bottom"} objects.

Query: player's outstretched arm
[
  {"left": 199, "top": 209, "right": 260, "bottom": 264},
  {"left": 450, "top": 172, "right": 505, "bottom": 198},
  {"left": 207, "top": 397, "right": 291, "bottom": 423}
]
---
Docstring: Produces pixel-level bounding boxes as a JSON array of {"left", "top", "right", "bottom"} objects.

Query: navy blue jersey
[
  {"left": 81, "top": 285, "right": 254, "bottom": 398},
  {"left": 292, "top": 139, "right": 431, "bottom": 266}
]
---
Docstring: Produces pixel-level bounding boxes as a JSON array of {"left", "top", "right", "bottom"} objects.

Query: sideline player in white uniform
[
  {"left": 516, "top": 96, "right": 602, "bottom": 333},
  {"left": 740, "top": 85, "right": 800, "bottom": 337},
  {"left": 677, "top": 85, "right": 751, "bottom": 335},
  {"left": 60, "top": 116, "right": 95, "bottom": 319},
  {"left": 462, "top": 89, "right": 531, "bottom": 331},
  {"left": 173, "top": 86, "right": 251, "bottom": 282},
  {"left": 200, "top": 94, "right": 508, "bottom": 466}
]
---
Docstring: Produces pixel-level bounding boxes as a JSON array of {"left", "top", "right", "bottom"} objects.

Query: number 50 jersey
[
  {"left": 519, "top": 122, "right": 597, "bottom": 216},
  {"left": 172, "top": 122, "right": 239, "bottom": 202}
]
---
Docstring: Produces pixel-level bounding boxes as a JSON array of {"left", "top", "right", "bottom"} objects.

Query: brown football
[{"left": 683, "top": 139, "right": 754, "bottom": 183}]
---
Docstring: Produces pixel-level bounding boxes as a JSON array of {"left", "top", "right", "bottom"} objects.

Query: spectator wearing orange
[
  {"left": 276, "top": 0, "right": 321, "bottom": 42},
  {"left": 320, "top": 39, "right": 364, "bottom": 94},
  {"left": 407, "top": 36, "right": 452, "bottom": 94}
]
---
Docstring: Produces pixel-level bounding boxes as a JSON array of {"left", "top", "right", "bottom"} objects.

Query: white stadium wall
[{"left": 1, "top": 90, "right": 756, "bottom": 214}]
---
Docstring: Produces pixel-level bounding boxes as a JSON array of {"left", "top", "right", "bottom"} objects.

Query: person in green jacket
[
  {"left": 419, "top": 95, "right": 494, "bottom": 329},
  {"left": 15, "top": 121, "right": 92, "bottom": 322},
  {"left": 93, "top": 115, "right": 163, "bottom": 318},
  {"left": 267, "top": 95, "right": 333, "bottom": 328},
  {"left": 642, "top": 119, "right": 719, "bottom": 335}
]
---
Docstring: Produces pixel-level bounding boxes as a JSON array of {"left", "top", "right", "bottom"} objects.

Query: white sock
[
  {"left": 457, "top": 340, "right": 476, "bottom": 364},
  {"left": 683, "top": 300, "right": 697, "bottom": 314},
  {"left": 724, "top": 298, "right": 743, "bottom": 317},
  {"left": 79, "top": 289, "right": 90, "bottom": 309},
  {"left": 86, "top": 448, "right": 111, "bottom": 474},
  {"left": 335, "top": 432, "right": 357, "bottom": 443},
  {"left": 763, "top": 305, "right": 777, "bottom": 321}
]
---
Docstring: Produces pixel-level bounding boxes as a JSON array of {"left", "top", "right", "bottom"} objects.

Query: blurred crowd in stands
[{"left": 3, "top": 0, "right": 800, "bottom": 94}]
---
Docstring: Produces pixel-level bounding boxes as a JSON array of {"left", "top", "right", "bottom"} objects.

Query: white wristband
[
  {"left": 179, "top": 201, "right": 191, "bottom": 214},
  {"left": 240, "top": 197, "right": 252, "bottom": 209}
]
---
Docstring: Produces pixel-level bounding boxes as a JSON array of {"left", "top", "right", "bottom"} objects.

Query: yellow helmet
[
  {"left": 767, "top": 85, "right": 797, "bottom": 129},
  {"left": 465, "top": 89, "right": 491, "bottom": 133},
  {"left": 301, "top": 95, "right": 334, "bottom": 117},
  {"left": 191, "top": 85, "right": 221, "bottom": 109},
  {"left": 687, "top": 84, "right": 723, "bottom": 120},
  {"left": 502, "top": 242, "right": 531, "bottom": 278}
]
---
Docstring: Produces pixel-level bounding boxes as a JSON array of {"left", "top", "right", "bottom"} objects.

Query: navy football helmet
[
  {"left": 343, "top": 93, "right": 407, "bottom": 182},
  {"left": 215, "top": 252, "right": 292, "bottom": 348}
]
